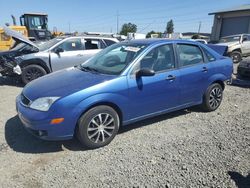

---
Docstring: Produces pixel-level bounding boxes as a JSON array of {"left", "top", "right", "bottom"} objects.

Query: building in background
[{"left": 209, "top": 5, "right": 250, "bottom": 42}]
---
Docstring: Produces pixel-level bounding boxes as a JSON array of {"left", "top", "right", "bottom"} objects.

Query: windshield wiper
[{"left": 80, "top": 65, "right": 100, "bottom": 74}]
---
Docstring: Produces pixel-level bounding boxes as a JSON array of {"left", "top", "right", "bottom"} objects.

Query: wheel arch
[
  {"left": 74, "top": 101, "right": 124, "bottom": 136},
  {"left": 232, "top": 48, "right": 242, "bottom": 53},
  {"left": 211, "top": 80, "right": 225, "bottom": 90},
  {"left": 20, "top": 59, "right": 51, "bottom": 73}
]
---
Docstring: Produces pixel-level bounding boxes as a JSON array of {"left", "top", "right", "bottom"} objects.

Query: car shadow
[
  {"left": 228, "top": 171, "right": 250, "bottom": 188},
  {"left": 0, "top": 76, "right": 24, "bottom": 87},
  {"left": 4, "top": 115, "right": 84, "bottom": 153},
  {"left": 5, "top": 108, "right": 200, "bottom": 154}
]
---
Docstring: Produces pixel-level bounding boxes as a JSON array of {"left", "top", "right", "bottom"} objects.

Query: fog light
[
  {"left": 38, "top": 130, "right": 47, "bottom": 137},
  {"left": 50, "top": 118, "right": 64, "bottom": 124}
]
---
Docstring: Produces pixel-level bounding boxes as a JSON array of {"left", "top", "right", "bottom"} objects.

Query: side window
[
  {"left": 100, "top": 40, "right": 106, "bottom": 49},
  {"left": 139, "top": 44, "right": 175, "bottom": 72},
  {"left": 84, "top": 39, "right": 100, "bottom": 50},
  {"left": 104, "top": 39, "right": 116, "bottom": 47},
  {"left": 177, "top": 44, "right": 203, "bottom": 67},
  {"left": 243, "top": 35, "right": 250, "bottom": 41},
  {"left": 202, "top": 47, "right": 216, "bottom": 62},
  {"left": 56, "top": 38, "right": 83, "bottom": 51}
]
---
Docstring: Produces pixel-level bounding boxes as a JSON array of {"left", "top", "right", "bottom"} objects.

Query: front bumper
[{"left": 16, "top": 95, "right": 74, "bottom": 141}]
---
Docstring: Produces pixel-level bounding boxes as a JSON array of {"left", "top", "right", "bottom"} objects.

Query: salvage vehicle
[
  {"left": 16, "top": 39, "right": 233, "bottom": 149},
  {"left": 0, "top": 27, "right": 119, "bottom": 84},
  {"left": 237, "top": 57, "right": 250, "bottom": 78},
  {"left": 217, "top": 34, "right": 250, "bottom": 64}
]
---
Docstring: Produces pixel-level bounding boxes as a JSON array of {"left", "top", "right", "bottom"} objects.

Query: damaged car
[{"left": 0, "top": 27, "right": 119, "bottom": 84}]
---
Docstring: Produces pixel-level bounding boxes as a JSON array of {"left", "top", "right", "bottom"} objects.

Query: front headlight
[{"left": 30, "top": 97, "right": 60, "bottom": 111}]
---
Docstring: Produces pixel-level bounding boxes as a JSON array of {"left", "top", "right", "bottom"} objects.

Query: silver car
[{"left": 2, "top": 27, "right": 119, "bottom": 84}]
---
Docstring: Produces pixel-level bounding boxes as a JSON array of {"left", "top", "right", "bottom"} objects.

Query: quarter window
[
  {"left": 57, "top": 38, "right": 83, "bottom": 51},
  {"left": 177, "top": 44, "right": 203, "bottom": 67},
  {"left": 139, "top": 44, "right": 175, "bottom": 72}
]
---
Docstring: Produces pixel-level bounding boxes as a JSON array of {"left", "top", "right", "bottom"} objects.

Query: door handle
[
  {"left": 202, "top": 67, "right": 208, "bottom": 72},
  {"left": 166, "top": 75, "right": 176, "bottom": 81}
]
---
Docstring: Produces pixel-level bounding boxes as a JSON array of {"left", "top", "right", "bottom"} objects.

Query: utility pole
[
  {"left": 198, "top": 21, "right": 201, "bottom": 34},
  {"left": 68, "top": 22, "right": 71, "bottom": 33},
  {"left": 116, "top": 11, "right": 119, "bottom": 34}
]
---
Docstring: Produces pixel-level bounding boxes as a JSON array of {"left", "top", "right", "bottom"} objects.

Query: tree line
[{"left": 119, "top": 19, "right": 174, "bottom": 38}]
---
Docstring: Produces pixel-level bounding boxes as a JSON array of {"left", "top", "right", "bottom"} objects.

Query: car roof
[
  {"left": 58, "top": 35, "right": 119, "bottom": 41},
  {"left": 120, "top": 38, "right": 202, "bottom": 46}
]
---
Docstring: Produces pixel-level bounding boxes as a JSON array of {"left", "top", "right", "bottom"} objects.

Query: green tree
[
  {"left": 119, "top": 22, "right": 137, "bottom": 36},
  {"left": 166, "top": 19, "right": 174, "bottom": 34},
  {"left": 146, "top": 30, "right": 162, "bottom": 38}
]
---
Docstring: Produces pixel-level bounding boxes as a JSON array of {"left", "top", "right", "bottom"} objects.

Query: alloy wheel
[
  {"left": 209, "top": 87, "right": 222, "bottom": 109},
  {"left": 25, "top": 68, "right": 44, "bottom": 81},
  {"left": 87, "top": 113, "right": 115, "bottom": 143}
]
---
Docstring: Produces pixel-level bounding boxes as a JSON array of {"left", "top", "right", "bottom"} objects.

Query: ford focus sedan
[{"left": 16, "top": 39, "right": 233, "bottom": 149}]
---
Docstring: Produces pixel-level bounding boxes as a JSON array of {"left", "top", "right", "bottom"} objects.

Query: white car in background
[{"left": 217, "top": 34, "right": 250, "bottom": 63}]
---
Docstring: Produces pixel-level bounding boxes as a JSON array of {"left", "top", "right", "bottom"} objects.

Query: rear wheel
[
  {"left": 202, "top": 83, "right": 223, "bottom": 112},
  {"left": 77, "top": 105, "right": 120, "bottom": 149},
  {"left": 21, "top": 64, "right": 47, "bottom": 84}
]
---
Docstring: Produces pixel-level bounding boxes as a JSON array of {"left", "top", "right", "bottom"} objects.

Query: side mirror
[
  {"left": 54, "top": 47, "right": 64, "bottom": 54},
  {"left": 136, "top": 68, "right": 155, "bottom": 77}
]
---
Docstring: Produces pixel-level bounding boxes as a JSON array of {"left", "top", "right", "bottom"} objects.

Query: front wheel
[
  {"left": 230, "top": 51, "right": 242, "bottom": 64},
  {"left": 21, "top": 64, "right": 47, "bottom": 84},
  {"left": 201, "top": 83, "right": 223, "bottom": 112},
  {"left": 77, "top": 105, "right": 120, "bottom": 149}
]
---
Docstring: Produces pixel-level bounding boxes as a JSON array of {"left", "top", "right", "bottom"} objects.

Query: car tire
[
  {"left": 230, "top": 51, "right": 242, "bottom": 64},
  {"left": 21, "top": 64, "right": 47, "bottom": 84},
  {"left": 77, "top": 105, "right": 120, "bottom": 149},
  {"left": 201, "top": 83, "right": 223, "bottom": 112}
]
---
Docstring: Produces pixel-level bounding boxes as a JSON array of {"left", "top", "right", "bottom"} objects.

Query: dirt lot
[{"left": 0, "top": 77, "right": 249, "bottom": 188}]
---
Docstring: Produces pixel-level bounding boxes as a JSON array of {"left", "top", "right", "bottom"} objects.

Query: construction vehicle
[
  {"left": 19, "top": 13, "right": 51, "bottom": 41},
  {"left": 0, "top": 13, "right": 52, "bottom": 51},
  {"left": 0, "top": 26, "right": 28, "bottom": 51}
]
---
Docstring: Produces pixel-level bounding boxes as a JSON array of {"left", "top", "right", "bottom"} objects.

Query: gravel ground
[{"left": 0, "top": 77, "right": 249, "bottom": 188}]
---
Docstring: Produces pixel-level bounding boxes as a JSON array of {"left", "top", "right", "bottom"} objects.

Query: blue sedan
[{"left": 16, "top": 39, "right": 233, "bottom": 148}]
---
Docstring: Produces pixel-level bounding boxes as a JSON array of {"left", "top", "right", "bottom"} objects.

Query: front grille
[{"left": 20, "top": 93, "right": 31, "bottom": 106}]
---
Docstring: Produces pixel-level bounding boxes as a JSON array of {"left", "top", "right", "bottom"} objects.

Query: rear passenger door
[{"left": 176, "top": 43, "right": 210, "bottom": 105}]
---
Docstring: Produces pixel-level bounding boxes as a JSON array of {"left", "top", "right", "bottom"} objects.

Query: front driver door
[
  {"left": 127, "top": 44, "right": 180, "bottom": 120},
  {"left": 50, "top": 38, "right": 86, "bottom": 71},
  {"left": 241, "top": 35, "right": 250, "bottom": 55}
]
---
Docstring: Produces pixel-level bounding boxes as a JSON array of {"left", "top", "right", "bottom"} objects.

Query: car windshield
[
  {"left": 219, "top": 36, "right": 240, "bottom": 43},
  {"left": 80, "top": 42, "right": 148, "bottom": 75},
  {"left": 38, "top": 38, "right": 64, "bottom": 51}
]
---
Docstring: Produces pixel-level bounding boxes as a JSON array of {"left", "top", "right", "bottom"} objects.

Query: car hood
[
  {"left": 23, "top": 67, "right": 116, "bottom": 101},
  {"left": 216, "top": 41, "right": 238, "bottom": 47},
  {"left": 3, "top": 26, "right": 39, "bottom": 50}
]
